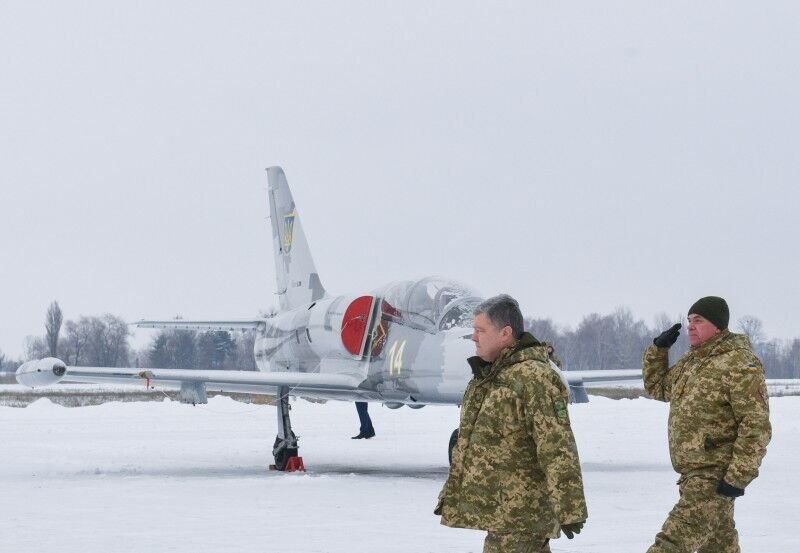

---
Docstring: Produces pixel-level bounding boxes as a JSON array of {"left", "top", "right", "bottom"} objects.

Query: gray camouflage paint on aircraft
[
  {"left": 16, "top": 166, "right": 643, "bottom": 468},
  {"left": 17, "top": 167, "right": 640, "bottom": 407}
]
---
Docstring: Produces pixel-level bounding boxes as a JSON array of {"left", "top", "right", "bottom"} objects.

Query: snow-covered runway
[{"left": 2, "top": 396, "right": 797, "bottom": 552}]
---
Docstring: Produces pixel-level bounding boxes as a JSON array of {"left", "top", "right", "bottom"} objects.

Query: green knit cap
[{"left": 688, "top": 296, "right": 729, "bottom": 330}]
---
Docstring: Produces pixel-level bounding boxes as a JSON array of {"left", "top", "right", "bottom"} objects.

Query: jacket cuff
[
  {"left": 717, "top": 480, "right": 745, "bottom": 498},
  {"left": 557, "top": 503, "right": 588, "bottom": 527},
  {"left": 722, "top": 470, "right": 751, "bottom": 491},
  {"left": 646, "top": 344, "right": 670, "bottom": 356}
]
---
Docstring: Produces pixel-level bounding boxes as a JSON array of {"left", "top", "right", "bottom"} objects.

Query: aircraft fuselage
[{"left": 253, "top": 291, "right": 477, "bottom": 406}]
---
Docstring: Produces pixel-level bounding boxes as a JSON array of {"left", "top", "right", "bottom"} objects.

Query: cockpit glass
[
  {"left": 438, "top": 296, "right": 483, "bottom": 331},
  {"left": 373, "top": 277, "right": 482, "bottom": 332}
]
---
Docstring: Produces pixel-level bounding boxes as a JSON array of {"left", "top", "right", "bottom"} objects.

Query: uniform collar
[
  {"left": 688, "top": 329, "right": 753, "bottom": 359},
  {"left": 467, "top": 332, "right": 545, "bottom": 381}
]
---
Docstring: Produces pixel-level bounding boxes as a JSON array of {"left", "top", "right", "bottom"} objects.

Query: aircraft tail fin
[{"left": 267, "top": 167, "right": 326, "bottom": 311}]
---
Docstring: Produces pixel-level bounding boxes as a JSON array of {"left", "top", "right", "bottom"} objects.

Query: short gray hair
[{"left": 474, "top": 294, "right": 524, "bottom": 338}]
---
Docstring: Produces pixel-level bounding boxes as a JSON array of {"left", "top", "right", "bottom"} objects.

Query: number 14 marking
[{"left": 387, "top": 340, "right": 407, "bottom": 377}]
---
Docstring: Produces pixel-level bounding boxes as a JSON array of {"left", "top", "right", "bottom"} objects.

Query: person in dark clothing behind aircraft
[{"left": 352, "top": 401, "right": 375, "bottom": 439}]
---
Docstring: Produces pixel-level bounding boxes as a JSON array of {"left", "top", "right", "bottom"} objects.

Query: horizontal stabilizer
[
  {"left": 563, "top": 369, "right": 643, "bottom": 384},
  {"left": 135, "top": 320, "right": 265, "bottom": 332}
]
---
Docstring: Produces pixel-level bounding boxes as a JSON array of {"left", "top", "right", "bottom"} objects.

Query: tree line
[
  {"left": 145, "top": 328, "right": 256, "bottom": 371},
  {"left": 12, "top": 301, "right": 258, "bottom": 372},
  {"left": 525, "top": 307, "right": 800, "bottom": 379},
  {"left": 4, "top": 301, "right": 798, "bottom": 380}
]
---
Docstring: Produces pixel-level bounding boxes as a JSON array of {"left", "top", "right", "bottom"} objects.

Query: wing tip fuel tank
[{"left": 16, "top": 358, "right": 68, "bottom": 388}]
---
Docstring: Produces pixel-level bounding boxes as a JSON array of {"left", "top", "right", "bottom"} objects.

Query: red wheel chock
[{"left": 285, "top": 456, "right": 306, "bottom": 472}]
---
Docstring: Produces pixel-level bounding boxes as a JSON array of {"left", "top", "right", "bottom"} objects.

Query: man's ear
[{"left": 502, "top": 326, "right": 514, "bottom": 341}]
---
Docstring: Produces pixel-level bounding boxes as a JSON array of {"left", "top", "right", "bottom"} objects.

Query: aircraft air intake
[
  {"left": 341, "top": 296, "right": 375, "bottom": 356},
  {"left": 253, "top": 295, "right": 378, "bottom": 372}
]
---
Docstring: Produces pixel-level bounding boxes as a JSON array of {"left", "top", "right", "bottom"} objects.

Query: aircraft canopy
[{"left": 374, "top": 277, "right": 482, "bottom": 332}]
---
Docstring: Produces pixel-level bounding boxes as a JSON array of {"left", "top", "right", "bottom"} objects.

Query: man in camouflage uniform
[
  {"left": 435, "top": 294, "right": 587, "bottom": 553},
  {"left": 643, "top": 296, "right": 771, "bottom": 553}
]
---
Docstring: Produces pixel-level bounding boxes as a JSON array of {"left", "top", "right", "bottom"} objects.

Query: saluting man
[
  {"left": 435, "top": 294, "right": 587, "bottom": 553},
  {"left": 643, "top": 296, "right": 771, "bottom": 553}
]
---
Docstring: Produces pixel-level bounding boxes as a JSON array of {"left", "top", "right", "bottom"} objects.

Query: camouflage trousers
[
  {"left": 483, "top": 532, "right": 550, "bottom": 553},
  {"left": 647, "top": 476, "right": 739, "bottom": 553}
]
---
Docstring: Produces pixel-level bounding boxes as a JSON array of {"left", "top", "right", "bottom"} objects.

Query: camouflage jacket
[
  {"left": 642, "top": 330, "right": 771, "bottom": 488},
  {"left": 542, "top": 342, "right": 563, "bottom": 369},
  {"left": 436, "top": 333, "right": 588, "bottom": 536}
]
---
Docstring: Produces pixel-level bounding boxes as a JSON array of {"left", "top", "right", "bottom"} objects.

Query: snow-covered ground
[{"left": 2, "top": 396, "right": 797, "bottom": 552}]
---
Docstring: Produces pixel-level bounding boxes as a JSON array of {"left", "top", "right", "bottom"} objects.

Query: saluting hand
[{"left": 653, "top": 323, "right": 681, "bottom": 348}]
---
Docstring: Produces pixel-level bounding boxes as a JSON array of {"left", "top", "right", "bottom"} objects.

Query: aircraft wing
[
  {"left": 16, "top": 358, "right": 363, "bottom": 395},
  {"left": 553, "top": 368, "right": 643, "bottom": 403},
  {"left": 135, "top": 320, "right": 265, "bottom": 331},
  {"left": 562, "top": 369, "right": 643, "bottom": 384}
]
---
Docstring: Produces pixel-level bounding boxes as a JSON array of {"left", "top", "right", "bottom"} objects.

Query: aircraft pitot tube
[{"left": 16, "top": 358, "right": 68, "bottom": 388}]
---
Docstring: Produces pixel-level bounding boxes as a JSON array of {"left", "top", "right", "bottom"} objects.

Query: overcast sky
[{"left": 1, "top": 2, "right": 798, "bottom": 360}]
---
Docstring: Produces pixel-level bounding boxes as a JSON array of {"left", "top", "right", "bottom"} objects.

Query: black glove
[
  {"left": 653, "top": 323, "right": 682, "bottom": 348},
  {"left": 717, "top": 480, "right": 744, "bottom": 498},
  {"left": 561, "top": 521, "right": 584, "bottom": 539}
]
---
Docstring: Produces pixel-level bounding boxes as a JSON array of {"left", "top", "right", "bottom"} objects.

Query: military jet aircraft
[{"left": 17, "top": 167, "right": 641, "bottom": 470}]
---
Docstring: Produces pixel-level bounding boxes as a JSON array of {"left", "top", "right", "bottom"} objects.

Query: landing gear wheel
[
  {"left": 273, "top": 432, "right": 299, "bottom": 471},
  {"left": 448, "top": 428, "right": 459, "bottom": 465}
]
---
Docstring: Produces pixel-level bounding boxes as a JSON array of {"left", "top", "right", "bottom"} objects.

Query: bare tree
[
  {"left": 45, "top": 301, "right": 63, "bottom": 357},
  {"left": 101, "top": 314, "right": 131, "bottom": 367},
  {"left": 170, "top": 330, "right": 197, "bottom": 369},
  {"left": 652, "top": 312, "right": 676, "bottom": 334},
  {"left": 0, "top": 350, "right": 18, "bottom": 383},
  {"left": 196, "top": 331, "right": 216, "bottom": 369},
  {"left": 82, "top": 314, "right": 130, "bottom": 367},
  {"left": 24, "top": 335, "right": 48, "bottom": 361},
  {"left": 788, "top": 340, "right": 800, "bottom": 379},
  {"left": 236, "top": 330, "right": 257, "bottom": 370},
  {"left": 62, "top": 319, "right": 90, "bottom": 365},
  {"left": 737, "top": 315, "right": 764, "bottom": 345},
  {"left": 61, "top": 315, "right": 131, "bottom": 367},
  {"left": 607, "top": 308, "right": 642, "bottom": 370},
  {"left": 524, "top": 317, "right": 559, "bottom": 344},
  {"left": 147, "top": 332, "right": 170, "bottom": 368}
]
